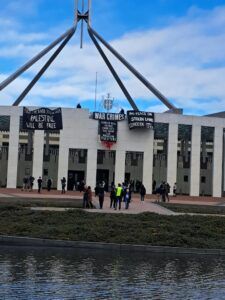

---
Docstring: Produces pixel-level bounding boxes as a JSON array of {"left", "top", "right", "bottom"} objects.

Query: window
[
  {"left": 97, "top": 150, "right": 104, "bottom": 164},
  {"left": 184, "top": 175, "right": 188, "bottom": 182},
  {"left": 201, "top": 176, "right": 206, "bottom": 183}
]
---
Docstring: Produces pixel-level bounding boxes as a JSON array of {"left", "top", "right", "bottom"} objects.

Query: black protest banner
[
  {"left": 99, "top": 120, "right": 117, "bottom": 142},
  {"left": 127, "top": 111, "right": 154, "bottom": 130},
  {"left": 22, "top": 107, "right": 63, "bottom": 130}
]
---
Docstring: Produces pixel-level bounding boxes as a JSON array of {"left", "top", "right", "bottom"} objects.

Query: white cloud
[{"left": 1, "top": 5, "right": 225, "bottom": 115}]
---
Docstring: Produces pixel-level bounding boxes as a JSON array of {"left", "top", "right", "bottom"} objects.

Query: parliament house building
[{"left": 0, "top": 105, "right": 224, "bottom": 197}]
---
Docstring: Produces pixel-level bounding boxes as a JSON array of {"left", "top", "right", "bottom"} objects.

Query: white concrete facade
[
  {"left": 190, "top": 125, "right": 201, "bottom": 196},
  {"left": 1, "top": 106, "right": 225, "bottom": 197},
  {"left": 167, "top": 123, "right": 178, "bottom": 194}
]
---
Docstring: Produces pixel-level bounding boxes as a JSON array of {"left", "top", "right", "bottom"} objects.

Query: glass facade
[
  {"left": 153, "top": 123, "right": 168, "bottom": 191},
  {"left": 176, "top": 124, "right": 192, "bottom": 195},
  {"left": 97, "top": 150, "right": 116, "bottom": 191},
  {"left": 125, "top": 151, "right": 143, "bottom": 192},
  {"left": 42, "top": 131, "right": 60, "bottom": 189},
  {"left": 0, "top": 116, "right": 10, "bottom": 187},
  {"left": 68, "top": 148, "right": 88, "bottom": 191},
  {"left": 199, "top": 126, "right": 214, "bottom": 196}
]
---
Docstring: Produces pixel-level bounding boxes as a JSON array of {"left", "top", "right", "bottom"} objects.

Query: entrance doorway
[
  {"left": 67, "top": 170, "right": 85, "bottom": 191},
  {"left": 96, "top": 169, "right": 109, "bottom": 191}
]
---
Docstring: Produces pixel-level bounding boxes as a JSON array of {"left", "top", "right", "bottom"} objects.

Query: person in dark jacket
[
  {"left": 61, "top": 177, "right": 66, "bottom": 194},
  {"left": 160, "top": 182, "right": 166, "bottom": 202},
  {"left": 37, "top": 177, "right": 42, "bottom": 193},
  {"left": 83, "top": 186, "right": 89, "bottom": 208},
  {"left": 165, "top": 182, "right": 170, "bottom": 202},
  {"left": 29, "top": 175, "right": 35, "bottom": 192},
  {"left": 140, "top": 184, "right": 146, "bottom": 201},
  {"left": 47, "top": 178, "right": 52, "bottom": 192},
  {"left": 110, "top": 186, "right": 116, "bottom": 208},
  {"left": 87, "top": 186, "right": 93, "bottom": 208},
  {"left": 98, "top": 182, "right": 105, "bottom": 209}
]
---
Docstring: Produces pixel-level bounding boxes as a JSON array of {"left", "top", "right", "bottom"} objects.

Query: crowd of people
[
  {"left": 152, "top": 180, "right": 177, "bottom": 202},
  {"left": 21, "top": 174, "right": 177, "bottom": 209},
  {"left": 21, "top": 176, "right": 68, "bottom": 194},
  {"left": 92, "top": 180, "right": 146, "bottom": 210}
]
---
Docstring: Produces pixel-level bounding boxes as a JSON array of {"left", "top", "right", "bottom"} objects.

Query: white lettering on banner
[
  {"left": 127, "top": 110, "right": 154, "bottom": 130},
  {"left": 93, "top": 112, "right": 125, "bottom": 121},
  {"left": 22, "top": 107, "right": 63, "bottom": 130}
]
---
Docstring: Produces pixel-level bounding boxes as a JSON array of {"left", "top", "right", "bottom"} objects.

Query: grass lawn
[
  {"left": 0, "top": 198, "right": 83, "bottom": 208},
  {"left": 159, "top": 203, "right": 225, "bottom": 215},
  {"left": 1, "top": 206, "right": 225, "bottom": 249}
]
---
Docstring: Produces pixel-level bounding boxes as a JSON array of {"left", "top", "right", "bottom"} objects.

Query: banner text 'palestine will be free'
[{"left": 22, "top": 107, "right": 63, "bottom": 130}]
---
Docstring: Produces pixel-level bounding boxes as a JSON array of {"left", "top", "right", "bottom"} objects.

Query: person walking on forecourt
[
  {"left": 37, "top": 176, "right": 42, "bottom": 193},
  {"left": 140, "top": 183, "right": 146, "bottom": 201},
  {"left": 110, "top": 186, "right": 116, "bottom": 208},
  {"left": 115, "top": 183, "right": 123, "bottom": 210},
  {"left": 124, "top": 188, "right": 131, "bottom": 209},
  {"left": 61, "top": 177, "right": 66, "bottom": 194},
  {"left": 98, "top": 181, "right": 105, "bottom": 209}
]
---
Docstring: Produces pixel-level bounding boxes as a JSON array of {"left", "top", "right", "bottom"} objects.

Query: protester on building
[
  {"left": 87, "top": 186, "right": 93, "bottom": 208},
  {"left": 98, "top": 181, "right": 105, "bottom": 209},
  {"left": 37, "top": 176, "right": 42, "bottom": 193},
  {"left": 61, "top": 177, "right": 66, "bottom": 194},
  {"left": 140, "top": 183, "right": 146, "bottom": 201},
  {"left": 110, "top": 186, "right": 116, "bottom": 208},
  {"left": 83, "top": 186, "right": 89, "bottom": 208},
  {"left": 29, "top": 175, "right": 35, "bottom": 192},
  {"left": 47, "top": 178, "right": 52, "bottom": 192},
  {"left": 173, "top": 182, "right": 177, "bottom": 197},
  {"left": 115, "top": 183, "right": 123, "bottom": 210},
  {"left": 124, "top": 188, "right": 131, "bottom": 209}
]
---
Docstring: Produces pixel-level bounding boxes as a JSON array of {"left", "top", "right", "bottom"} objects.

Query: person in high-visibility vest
[{"left": 115, "top": 183, "right": 123, "bottom": 210}]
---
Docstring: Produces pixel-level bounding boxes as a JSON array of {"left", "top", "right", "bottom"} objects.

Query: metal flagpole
[
  {"left": 74, "top": 0, "right": 78, "bottom": 24},
  {"left": 88, "top": 26, "right": 177, "bottom": 111},
  {"left": 94, "top": 72, "right": 98, "bottom": 111},
  {"left": 88, "top": 27, "right": 139, "bottom": 111},
  {"left": 88, "top": 0, "right": 92, "bottom": 26},
  {"left": 80, "top": 0, "right": 85, "bottom": 48},
  {"left": 13, "top": 29, "right": 76, "bottom": 106},
  {"left": 0, "top": 27, "right": 76, "bottom": 92}
]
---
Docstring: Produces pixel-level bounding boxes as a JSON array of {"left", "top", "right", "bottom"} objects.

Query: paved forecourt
[{"left": 0, "top": 188, "right": 225, "bottom": 215}]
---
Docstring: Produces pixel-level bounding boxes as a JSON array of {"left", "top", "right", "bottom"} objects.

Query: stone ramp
[{"left": 91, "top": 197, "right": 177, "bottom": 215}]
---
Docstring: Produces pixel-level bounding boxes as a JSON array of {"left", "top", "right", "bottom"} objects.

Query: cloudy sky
[{"left": 0, "top": 0, "right": 225, "bottom": 115}]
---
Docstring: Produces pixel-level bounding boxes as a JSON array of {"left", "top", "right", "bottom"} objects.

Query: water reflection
[{"left": 0, "top": 246, "right": 225, "bottom": 299}]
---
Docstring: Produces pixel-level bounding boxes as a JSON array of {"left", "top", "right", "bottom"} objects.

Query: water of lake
[{"left": 0, "top": 246, "right": 225, "bottom": 299}]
